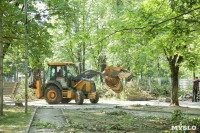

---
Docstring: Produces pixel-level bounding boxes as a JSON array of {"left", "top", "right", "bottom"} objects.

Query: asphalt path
[{"left": 4, "top": 98, "right": 200, "bottom": 109}]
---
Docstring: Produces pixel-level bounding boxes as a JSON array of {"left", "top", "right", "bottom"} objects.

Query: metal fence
[{"left": 135, "top": 77, "right": 193, "bottom": 90}]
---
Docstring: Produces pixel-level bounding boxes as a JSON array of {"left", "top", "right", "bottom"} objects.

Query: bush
[
  {"left": 131, "top": 77, "right": 171, "bottom": 97},
  {"left": 181, "top": 117, "right": 200, "bottom": 132},
  {"left": 150, "top": 85, "right": 171, "bottom": 97},
  {"left": 14, "top": 78, "right": 37, "bottom": 101},
  {"left": 171, "top": 110, "right": 200, "bottom": 132},
  {"left": 121, "top": 81, "right": 153, "bottom": 101},
  {"left": 171, "top": 110, "right": 184, "bottom": 121}
]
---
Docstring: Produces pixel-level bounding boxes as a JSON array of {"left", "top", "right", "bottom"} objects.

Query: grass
[
  {"left": 60, "top": 109, "right": 172, "bottom": 133},
  {"left": 32, "top": 119, "right": 57, "bottom": 128},
  {"left": 0, "top": 105, "right": 34, "bottom": 133}
]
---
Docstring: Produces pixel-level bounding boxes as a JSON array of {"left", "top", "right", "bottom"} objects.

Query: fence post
[
  {"left": 158, "top": 77, "right": 161, "bottom": 86},
  {"left": 136, "top": 77, "right": 139, "bottom": 86}
]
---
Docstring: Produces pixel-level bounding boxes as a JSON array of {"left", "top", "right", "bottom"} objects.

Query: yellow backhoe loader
[{"left": 29, "top": 62, "right": 131, "bottom": 105}]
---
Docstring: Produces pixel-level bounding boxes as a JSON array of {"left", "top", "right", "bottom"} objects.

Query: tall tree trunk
[
  {"left": 168, "top": 54, "right": 183, "bottom": 106},
  {"left": 0, "top": 6, "right": 3, "bottom": 116},
  {"left": 157, "top": 58, "right": 161, "bottom": 86},
  {"left": 77, "top": 44, "right": 82, "bottom": 73},
  {"left": 16, "top": 43, "right": 19, "bottom": 82},
  {"left": 97, "top": 50, "right": 103, "bottom": 83},
  {"left": 24, "top": 0, "right": 28, "bottom": 114},
  {"left": 140, "top": 69, "right": 143, "bottom": 79},
  {"left": 82, "top": 15, "right": 85, "bottom": 72},
  {"left": 193, "top": 72, "right": 195, "bottom": 80},
  {"left": 16, "top": 63, "right": 19, "bottom": 82},
  {"left": 82, "top": 42, "right": 85, "bottom": 72},
  {"left": 127, "top": 63, "right": 130, "bottom": 71},
  {"left": 170, "top": 63, "right": 179, "bottom": 106},
  {"left": 43, "top": 69, "right": 45, "bottom": 86}
]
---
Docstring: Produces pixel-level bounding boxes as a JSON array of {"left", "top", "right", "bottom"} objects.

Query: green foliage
[
  {"left": 14, "top": 78, "right": 37, "bottom": 101},
  {"left": 150, "top": 85, "right": 171, "bottom": 97},
  {"left": 1, "top": 0, "right": 53, "bottom": 71},
  {"left": 181, "top": 117, "right": 200, "bottom": 131},
  {"left": 2, "top": 0, "right": 200, "bottom": 106},
  {"left": 131, "top": 104, "right": 142, "bottom": 107},
  {"left": 3, "top": 64, "right": 10, "bottom": 73},
  {"left": 105, "top": 110, "right": 127, "bottom": 116},
  {"left": 121, "top": 118, "right": 135, "bottom": 123},
  {"left": 119, "top": 90, "right": 128, "bottom": 100},
  {"left": 32, "top": 119, "right": 57, "bottom": 128},
  {"left": 172, "top": 110, "right": 184, "bottom": 121},
  {"left": 171, "top": 110, "right": 200, "bottom": 132},
  {"left": 169, "top": 0, "right": 198, "bottom": 12}
]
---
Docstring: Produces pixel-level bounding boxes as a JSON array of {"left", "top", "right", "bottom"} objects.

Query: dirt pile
[
  {"left": 123, "top": 81, "right": 155, "bottom": 101},
  {"left": 101, "top": 81, "right": 155, "bottom": 101},
  {"left": 179, "top": 91, "right": 193, "bottom": 101},
  {"left": 125, "top": 87, "right": 154, "bottom": 101}
]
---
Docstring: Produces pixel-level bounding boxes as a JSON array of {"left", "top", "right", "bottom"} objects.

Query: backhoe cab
[{"left": 35, "top": 62, "right": 99, "bottom": 105}]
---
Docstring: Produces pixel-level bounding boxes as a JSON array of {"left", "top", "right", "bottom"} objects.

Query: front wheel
[
  {"left": 44, "top": 86, "right": 62, "bottom": 104},
  {"left": 90, "top": 92, "right": 99, "bottom": 103},
  {"left": 75, "top": 91, "right": 84, "bottom": 105}
]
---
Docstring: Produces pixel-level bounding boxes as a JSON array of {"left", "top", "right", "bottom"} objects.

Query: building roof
[{"left": 48, "top": 62, "right": 75, "bottom": 66}]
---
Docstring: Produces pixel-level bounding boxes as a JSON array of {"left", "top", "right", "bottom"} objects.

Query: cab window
[
  {"left": 67, "top": 65, "right": 77, "bottom": 77},
  {"left": 57, "top": 66, "right": 66, "bottom": 77}
]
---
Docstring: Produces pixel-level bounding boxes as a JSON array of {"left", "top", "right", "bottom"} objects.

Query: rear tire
[
  {"left": 75, "top": 91, "right": 84, "bottom": 105},
  {"left": 61, "top": 98, "right": 72, "bottom": 103},
  {"left": 90, "top": 92, "right": 99, "bottom": 103},
  {"left": 44, "top": 86, "right": 62, "bottom": 104}
]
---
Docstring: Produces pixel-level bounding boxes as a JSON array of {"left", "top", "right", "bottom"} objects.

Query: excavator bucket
[{"left": 102, "top": 65, "right": 132, "bottom": 93}]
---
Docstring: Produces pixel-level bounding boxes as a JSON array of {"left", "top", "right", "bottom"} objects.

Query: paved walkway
[
  {"left": 29, "top": 108, "right": 66, "bottom": 133},
  {"left": 3, "top": 95, "right": 200, "bottom": 109},
  {"left": 4, "top": 96, "right": 200, "bottom": 109},
  {"left": 28, "top": 99, "right": 200, "bottom": 108}
]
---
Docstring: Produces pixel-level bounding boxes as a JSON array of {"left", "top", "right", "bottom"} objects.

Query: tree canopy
[{"left": 1, "top": 0, "right": 200, "bottom": 107}]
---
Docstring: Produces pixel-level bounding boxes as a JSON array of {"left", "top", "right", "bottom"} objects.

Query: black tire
[
  {"left": 90, "top": 92, "right": 99, "bottom": 103},
  {"left": 61, "top": 98, "right": 72, "bottom": 104},
  {"left": 75, "top": 91, "right": 84, "bottom": 105},
  {"left": 44, "top": 86, "right": 62, "bottom": 104}
]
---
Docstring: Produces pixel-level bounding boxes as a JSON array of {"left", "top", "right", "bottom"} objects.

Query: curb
[
  {"left": 25, "top": 107, "right": 38, "bottom": 133},
  {"left": 61, "top": 108, "right": 70, "bottom": 125}
]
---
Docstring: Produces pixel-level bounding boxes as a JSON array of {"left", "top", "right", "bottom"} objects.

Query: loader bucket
[{"left": 102, "top": 65, "right": 132, "bottom": 93}]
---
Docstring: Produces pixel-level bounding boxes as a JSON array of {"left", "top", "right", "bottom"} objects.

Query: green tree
[
  {"left": 108, "top": 0, "right": 200, "bottom": 105},
  {"left": 0, "top": 0, "right": 53, "bottom": 115}
]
